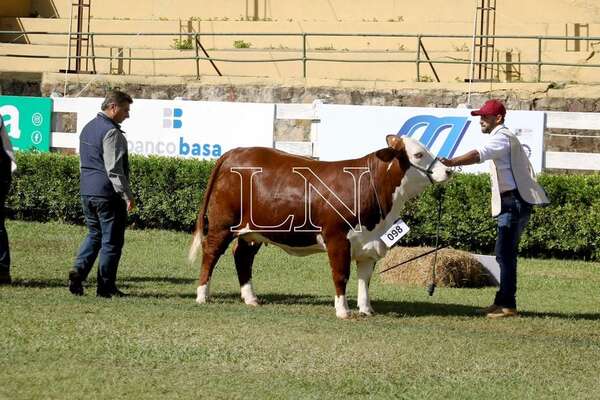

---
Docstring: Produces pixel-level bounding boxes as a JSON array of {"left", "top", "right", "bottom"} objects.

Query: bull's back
[
  {"left": 212, "top": 147, "right": 319, "bottom": 215},
  {"left": 208, "top": 147, "right": 368, "bottom": 232},
  {"left": 219, "top": 147, "right": 318, "bottom": 170}
]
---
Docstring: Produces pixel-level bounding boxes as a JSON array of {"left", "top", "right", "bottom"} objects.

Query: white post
[
  {"left": 466, "top": 0, "right": 479, "bottom": 106},
  {"left": 63, "top": 0, "right": 75, "bottom": 97}
]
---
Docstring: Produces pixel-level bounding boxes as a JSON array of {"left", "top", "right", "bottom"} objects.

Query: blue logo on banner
[
  {"left": 397, "top": 115, "right": 470, "bottom": 158},
  {"left": 163, "top": 108, "right": 183, "bottom": 129}
]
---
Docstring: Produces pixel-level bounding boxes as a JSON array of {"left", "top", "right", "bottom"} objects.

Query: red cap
[{"left": 470, "top": 99, "right": 506, "bottom": 117}]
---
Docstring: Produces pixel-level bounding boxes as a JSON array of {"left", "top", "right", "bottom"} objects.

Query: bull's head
[{"left": 376, "top": 135, "right": 452, "bottom": 184}]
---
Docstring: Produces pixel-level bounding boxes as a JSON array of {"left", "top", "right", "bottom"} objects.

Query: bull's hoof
[
  {"left": 240, "top": 283, "right": 259, "bottom": 307},
  {"left": 336, "top": 310, "right": 351, "bottom": 319},
  {"left": 335, "top": 295, "right": 351, "bottom": 319},
  {"left": 196, "top": 285, "right": 210, "bottom": 304},
  {"left": 358, "top": 306, "right": 375, "bottom": 316},
  {"left": 243, "top": 297, "right": 260, "bottom": 306}
]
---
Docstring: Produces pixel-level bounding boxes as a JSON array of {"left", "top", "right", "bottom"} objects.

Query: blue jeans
[
  {"left": 0, "top": 173, "right": 10, "bottom": 273},
  {"left": 494, "top": 190, "right": 531, "bottom": 309},
  {"left": 73, "top": 195, "right": 127, "bottom": 289}
]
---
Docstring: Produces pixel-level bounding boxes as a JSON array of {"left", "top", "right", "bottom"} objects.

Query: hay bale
[{"left": 379, "top": 246, "right": 495, "bottom": 288}]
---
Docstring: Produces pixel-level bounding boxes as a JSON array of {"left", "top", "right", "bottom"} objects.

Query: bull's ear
[
  {"left": 375, "top": 148, "right": 396, "bottom": 162},
  {"left": 386, "top": 135, "right": 404, "bottom": 150}
]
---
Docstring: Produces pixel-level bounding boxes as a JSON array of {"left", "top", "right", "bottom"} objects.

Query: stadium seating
[{"left": 1, "top": 0, "right": 599, "bottom": 82}]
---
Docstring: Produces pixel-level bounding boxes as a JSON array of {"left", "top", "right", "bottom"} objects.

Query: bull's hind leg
[
  {"left": 196, "top": 230, "right": 233, "bottom": 304},
  {"left": 232, "top": 238, "right": 262, "bottom": 306},
  {"left": 325, "top": 235, "right": 352, "bottom": 319}
]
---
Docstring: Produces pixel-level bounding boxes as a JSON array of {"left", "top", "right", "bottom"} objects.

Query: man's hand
[
  {"left": 439, "top": 151, "right": 481, "bottom": 168},
  {"left": 127, "top": 198, "right": 136, "bottom": 212},
  {"left": 439, "top": 157, "right": 454, "bottom": 167}
]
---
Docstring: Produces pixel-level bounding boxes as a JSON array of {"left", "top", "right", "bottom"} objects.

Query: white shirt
[{"left": 476, "top": 125, "right": 516, "bottom": 193}]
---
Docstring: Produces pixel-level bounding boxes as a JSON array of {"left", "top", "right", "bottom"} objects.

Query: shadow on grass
[
  {"left": 8, "top": 278, "right": 133, "bottom": 290},
  {"left": 371, "top": 301, "right": 599, "bottom": 320},
  {"left": 136, "top": 291, "right": 600, "bottom": 321},
  {"left": 123, "top": 276, "right": 196, "bottom": 285},
  {"left": 9, "top": 278, "right": 68, "bottom": 289},
  {"left": 6, "top": 281, "right": 600, "bottom": 321},
  {"left": 518, "top": 311, "right": 600, "bottom": 321},
  {"left": 372, "top": 302, "right": 600, "bottom": 321},
  {"left": 8, "top": 276, "right": 195, "bottom": 289},
  {"left": 372, "top": 299, "right": 480, "bottom": 317}
]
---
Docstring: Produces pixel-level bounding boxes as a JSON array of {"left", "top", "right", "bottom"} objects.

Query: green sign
[{"left": 0, "top": 95, "right": 52, "bottom": 152}]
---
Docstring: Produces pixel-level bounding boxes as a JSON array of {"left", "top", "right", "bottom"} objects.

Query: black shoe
[
  {"left": 0, "top": 270, "right": 11, "bottom": 285},
  {"left": 68, "top": 270, "right": 84, "bottom": 296},
  {"left": 96, "top": 289, "right": 112, "bottom": 298},
  {"left": 96, "top": 286, "right": 128, "bottom": 298}
]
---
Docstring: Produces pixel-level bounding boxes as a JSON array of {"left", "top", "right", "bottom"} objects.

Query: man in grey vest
[
  {"left": 440, "top": 99, "right": 549, "bottom": 318},
  {"left": 69, "top": 90, "right": 136, "bottom": 298},
  {"left": 0, "top": 114, "right": 17, "bottom": 285}
]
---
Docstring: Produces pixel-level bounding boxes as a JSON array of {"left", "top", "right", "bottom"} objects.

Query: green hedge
[
  {"left": 7, "top": 152, "right": 600, "bottom": 260},
  {"left": 403, "top": 173, "right": 600, "bottom": 261},
  {"left": 7, "top": 152, "right": 214, "bottom": 231}
]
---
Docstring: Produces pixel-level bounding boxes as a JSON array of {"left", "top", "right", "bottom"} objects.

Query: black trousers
[
  {"left": 0, "top": 166, "right": 10, "bottom": 272},
  {"left": 493, "top": 190, "right": 531, "bottom": 309},
  {"left": 72, "top": 195, "right": 127, "bottom": 289}
]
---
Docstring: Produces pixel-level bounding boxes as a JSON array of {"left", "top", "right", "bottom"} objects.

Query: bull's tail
[
  {"left": 188, "top": 229, "right": 203, "bottom": 264},
  {"left": 188, "top": 155, "right": 226, "bottom": 264}
]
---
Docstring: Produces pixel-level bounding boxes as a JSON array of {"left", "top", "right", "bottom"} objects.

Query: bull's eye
[{"left": 414, "top": 152, "right": 423, "bottom": 159}]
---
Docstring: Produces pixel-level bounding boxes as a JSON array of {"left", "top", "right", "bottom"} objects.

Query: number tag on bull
[{"left": 380, "top": 219, "right": 410, "bottom": 247}]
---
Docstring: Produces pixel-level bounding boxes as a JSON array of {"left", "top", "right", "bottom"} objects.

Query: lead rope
[
  {"left": 427, "top": 187, "right": 444, "bottom": 296},
  {"left": 378, "top": 220, "right": 494, "bottom": 275}
]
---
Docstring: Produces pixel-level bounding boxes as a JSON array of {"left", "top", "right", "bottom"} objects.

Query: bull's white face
[{"left": 402, "top": 136, "right": 452, "bottom": 183}]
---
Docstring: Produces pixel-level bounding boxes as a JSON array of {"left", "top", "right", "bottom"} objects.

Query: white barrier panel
[
  {"left": 274, "top": 141, "right": 313, "bottom": 156},
  {"left": 275, "top": 103, "right": 319, "bottom": 120},
  {"left": 52, "top": 98, "right": 275, "bottom": 159},
  {"left": 52, "top": 97, "right": 101, "bottom": 151},
  {"left": 545, "top": 151, "right": 600, "bottom": 170},
  {"left": 546, "top": 111, "right": 600, "bottom": 130},
  {"left": 315, "top": 104, "right": 545, "bottom": 173}
]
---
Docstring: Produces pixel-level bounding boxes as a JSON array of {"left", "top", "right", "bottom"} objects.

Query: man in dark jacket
[
  {"left": 0, "top": 115, "right": 17, "bottom": 285},
  {"left": 69, "top": 90, "right": 135, "bottom": 298}
]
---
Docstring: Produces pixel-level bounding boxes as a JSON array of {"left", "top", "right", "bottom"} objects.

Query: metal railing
[{"left": 1, "top": 30, "right": 600, "bottom": 82}]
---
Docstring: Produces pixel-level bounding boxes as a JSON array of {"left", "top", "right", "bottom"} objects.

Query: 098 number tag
[{"left": 380, "top": 219, "right": 410, "bottom": 247}]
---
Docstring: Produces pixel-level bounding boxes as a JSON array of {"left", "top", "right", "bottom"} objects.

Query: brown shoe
[
  {"left": 487, "top": 308, "right": 518, "bottom": 319},
  {"left": 476, "top": 304, "right": 501, "bottom": 315}
]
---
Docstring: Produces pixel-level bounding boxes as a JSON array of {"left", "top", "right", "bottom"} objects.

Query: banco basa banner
[{"left": 61, "top": 97, "right": 274, "bottom": 159}]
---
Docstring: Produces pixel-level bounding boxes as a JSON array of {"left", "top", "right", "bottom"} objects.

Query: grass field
[{"left": 1, "top": 220, "right": 600, "bottom": 400}]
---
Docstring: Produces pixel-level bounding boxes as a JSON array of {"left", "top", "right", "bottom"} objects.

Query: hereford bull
[{"left": 188, "top": 135, "right": 452, "bottom": 318}]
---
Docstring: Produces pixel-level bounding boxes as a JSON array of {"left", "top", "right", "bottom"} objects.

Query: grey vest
[
  {"left": 489, "top": 128, "right": 549, "bottom": 216},
  {"left": 79, "top": 113, "right": 129, "bottom": 197}
]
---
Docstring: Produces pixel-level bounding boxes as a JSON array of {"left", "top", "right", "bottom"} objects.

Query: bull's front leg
[
  {"left": 325, "top": 235, "right": 352, "bottom": 319},
  {"left": 232, "top": 238, "right": 262, "bottom": 306},
  {"left": 356, "top": 260, "right": 375, "bottom": 316}
]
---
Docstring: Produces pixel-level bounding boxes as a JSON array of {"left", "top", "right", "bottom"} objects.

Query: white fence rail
[
  {"left": 273, "top": 104, "right": 600, "bottom": 171},
  {"left": 51, "top": 98, "right": 80, "bottom": 149},
  {"left": 544, "top": 111, "right": 600, "bottom": 170},
  {"left": 50, "top": 100, "right": 599, "bottom": 171}
]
